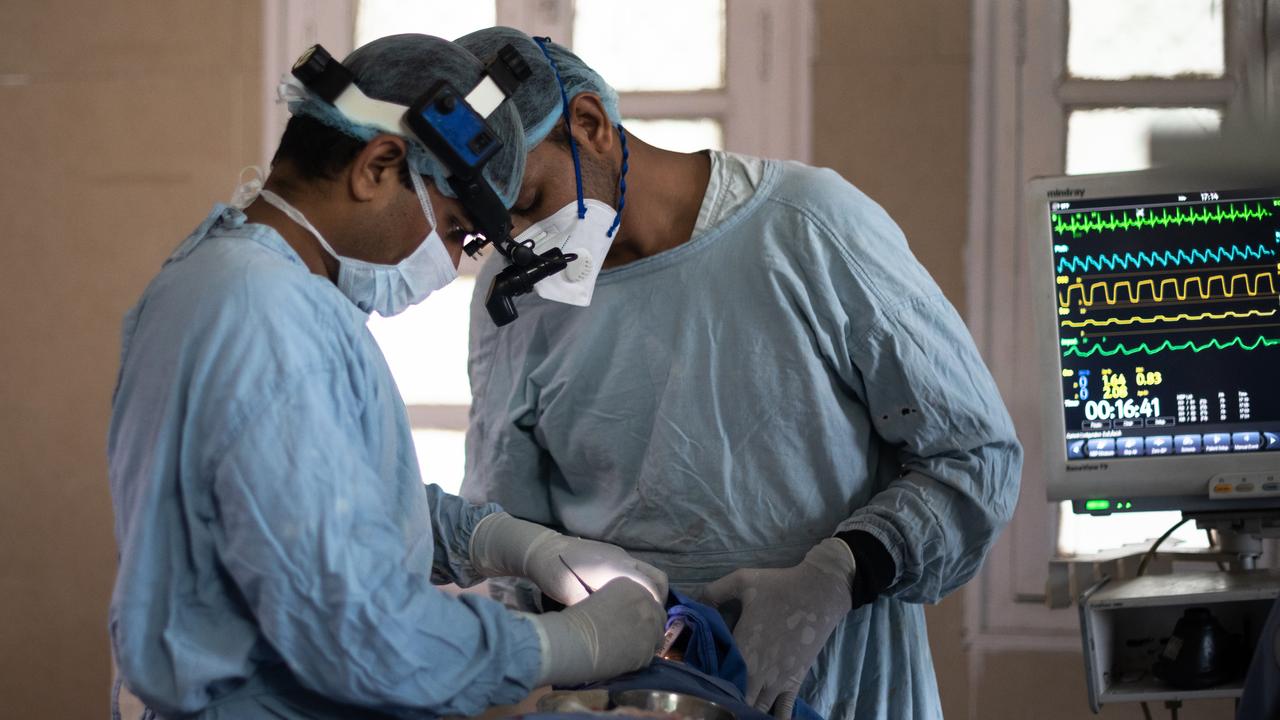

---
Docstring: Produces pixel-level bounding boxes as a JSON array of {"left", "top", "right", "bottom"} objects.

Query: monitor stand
[
  {"left": 1185, "top": 508, "right": 1280, "bottom": 571},
  {"left": 1073, "top": 508, "right": 1280, "bottom": 711}
]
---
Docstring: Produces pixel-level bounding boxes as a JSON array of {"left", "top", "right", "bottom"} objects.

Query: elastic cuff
[
  {"left": 467, "top": 510, "right": 510, "bottom": 577},
  {"left": 514, "top": 612, "right": 552, "bottom": 685},
  {"left": 834, "top": 530, "right": 896, "bottom": 609}
]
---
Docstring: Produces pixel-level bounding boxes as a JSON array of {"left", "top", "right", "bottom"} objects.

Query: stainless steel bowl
[
  {"left": 536, "top": 689, "right": 611, "bottom": 713},
  {"left": 610, "top": 689, "right": 737, "bottom": 720}
]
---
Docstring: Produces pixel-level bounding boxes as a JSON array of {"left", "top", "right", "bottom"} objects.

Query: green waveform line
[
  {"left": 1055, "top": 243, "right": 1277, "bottom": 273},
  {"left": 1063, "top": 334, "right": 1280, "bottom": 358},
  {"left": 1053, "top": 202, "right": 1273, "bottom": 237}
]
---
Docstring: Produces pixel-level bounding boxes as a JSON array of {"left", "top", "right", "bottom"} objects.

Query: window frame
[
  {"left": 494, "top": 0, "right": 814, "bottom": 163},
  {"left": 965, "top": 0, "right": 1274, "bottom": 650},
  {"left": 259, "top": 0, "right": 815, "bottom": 198}
]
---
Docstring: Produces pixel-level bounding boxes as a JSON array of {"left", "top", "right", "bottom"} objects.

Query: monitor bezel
[{"left": 1026, "top": 169, "right": 1280, "bottom": 509}]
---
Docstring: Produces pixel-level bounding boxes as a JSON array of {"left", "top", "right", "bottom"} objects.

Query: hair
[
  {"left": 543, "top": 121, "right": 572, "bottom": 149},
  {"left": 271, "top": 115, "right": 413, "bottom": 190}
]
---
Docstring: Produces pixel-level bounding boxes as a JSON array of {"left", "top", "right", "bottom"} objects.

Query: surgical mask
[
  {"left": 243, "top": 170, "right": 457, "bottom": 316},
  {"left": 517, "top": 198, "right": 618, "bottom": 306},
  {"left": 517, "top": 37, "right": 629, "bottom": 309}
]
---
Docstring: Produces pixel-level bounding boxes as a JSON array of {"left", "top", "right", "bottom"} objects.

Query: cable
[
  {"left": 1206, "top": 528, "right": 1229, "bottom": 572},
  {"left": 1136, "top": 517, "right": 1191, "bottom": 577},
  {"left": 606, "top": 123, "right": 628, "bottom": 238}
]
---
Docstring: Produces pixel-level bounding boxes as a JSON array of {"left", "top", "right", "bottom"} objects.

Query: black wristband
[{"left": 833, "top": 530, "right": 896, "bottom": 609}]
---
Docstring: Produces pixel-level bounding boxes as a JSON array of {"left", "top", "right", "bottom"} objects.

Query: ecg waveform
[
  {"left": 1057, "top": 271, "right": 1279, "bottom": 308},
  {"left": 1055, "top": 243, "right": 1277, "bottom": 274},
  {"left": 1064, "top": 334, "right": 1280, "bottom": 358},
  {"left": 1052, "top": 201, "right": 1275, "bottom": 237},
  {"left": 1059, "top": 308, "right": 1278, "bottom": 329}
]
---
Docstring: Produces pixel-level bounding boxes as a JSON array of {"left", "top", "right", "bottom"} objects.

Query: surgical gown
[
  {"left": 465, "top": 151, "right": 1022, "bottom": 720},
  {"left": 108, "top": 206, "right": 542, "bottom": 719}
]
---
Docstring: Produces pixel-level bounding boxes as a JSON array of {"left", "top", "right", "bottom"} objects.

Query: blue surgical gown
[
  {"left": 108, "top": 206, "right": 542, "bottom": 719},
  {"left": 464, "top": 151, "right": 1023, "bottom": 720}
]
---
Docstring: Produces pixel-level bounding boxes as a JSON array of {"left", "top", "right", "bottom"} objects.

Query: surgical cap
[
  {"left": 283, "top": 33, "right": 526, "bottom": 208},
  {"left": 455, "top": 27, "right": 620, "bottom": 149}
]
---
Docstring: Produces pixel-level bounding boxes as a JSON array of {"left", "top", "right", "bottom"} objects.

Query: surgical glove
[
  {"left": 522, "top": 577, "right": 666, "bottom": 686},
  {"left": 469, "top": 511, "right": 668, "bottom": 605},
  {"left": 701, "top": 538, "right": 856, "bottom": 718}
]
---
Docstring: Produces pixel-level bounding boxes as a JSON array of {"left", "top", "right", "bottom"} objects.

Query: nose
[{"left": 441, "top": 234, "right": 462, "bottom": 268}]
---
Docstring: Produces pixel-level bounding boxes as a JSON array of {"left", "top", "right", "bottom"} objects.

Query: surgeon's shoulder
[
  {"left": 152, "top": 230, "right": 366, "bottom": 371},
  {"left": 761, "top": 160, "right": 937, "bottom": 295},
  {"left": 764, "top": 161, "right": 907, "bottom": 252}
]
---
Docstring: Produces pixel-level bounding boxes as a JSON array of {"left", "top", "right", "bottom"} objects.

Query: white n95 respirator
[{"left": 515, "top": 198, "right": 618, "bottom": 307}]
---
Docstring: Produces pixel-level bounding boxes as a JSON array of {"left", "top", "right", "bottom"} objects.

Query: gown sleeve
[
  {"left": 423, "top": 483, "right": 502, "bottom": 587},
  {"left": 211, "top": 366, "right": 543, "bottom": 717},
  {"left": 789, "top": 170, "right": 1024, "bottom": 604},
  {"left": 834, "top": 292, "right": 1023, "bottom": 603}
]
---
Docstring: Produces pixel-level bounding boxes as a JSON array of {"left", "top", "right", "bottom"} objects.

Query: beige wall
[
  {"left": 0, "top": 1, "right": 262, "bottom": 715},
  {"left": 811, "top": 2, "right": 1233, "bottom": 719}
]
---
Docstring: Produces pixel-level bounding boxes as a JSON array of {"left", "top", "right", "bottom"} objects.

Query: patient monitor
[{"left": 1026, "top": 170, "right": 1280, "bottom": 516}]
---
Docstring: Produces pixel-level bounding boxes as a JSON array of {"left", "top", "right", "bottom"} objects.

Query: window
[
  {"left": 966, "top": 0, "right": 1273, "bottom": 644},
  {"left": 354, "top": 0, "right": 495, "bottom": 47},
  {"left": 365, "top": 278, "right": 475, "bottom": 493},
  {"left": 259, "top": 0, "right": 812, "bottom": 493},
  {"left": 1056, "top": 2, "right": 1230, "bottom": 558}
]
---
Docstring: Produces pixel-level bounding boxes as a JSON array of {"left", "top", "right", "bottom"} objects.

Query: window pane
[
  {"left": 366, "top": 277, "right": 474, "bottom": 405},
  {"left": 573, "top": 0, "right": 725, "bottom": 92},
  {"left": 623, "top": 118, "right": 723, "bottom": 153},
  {"left": 412, "top": 429, "right": 466, "bottom": 494},
  {"left": 1068, "top": 0, "right": 1224, "bottom": 80},
  {"left": 355, "top": 0, "right": 495, "bottom": 47},
  {"left": 1065, "top": 107, "right": 1220, "bottom": 175},
  {"left": 1057, "top": 502, "right": 1209, "bottom": 556}
]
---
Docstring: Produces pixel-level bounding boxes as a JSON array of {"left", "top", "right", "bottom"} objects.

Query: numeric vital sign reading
[{"left": 1049, "top": 190, "right": 1280, "bottom": 460}]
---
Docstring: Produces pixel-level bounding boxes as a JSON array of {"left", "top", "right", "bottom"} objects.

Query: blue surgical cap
[
  {"left": 283, "top": 33, "right": 526, "bottom": 208},
  {"left": 455, "top": 27, "right": 621, "bottom": 149}
]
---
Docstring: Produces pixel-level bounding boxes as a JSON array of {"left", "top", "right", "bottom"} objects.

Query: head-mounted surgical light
[{"left": 289, "top": 44, "right": 575, "bottom": 326}]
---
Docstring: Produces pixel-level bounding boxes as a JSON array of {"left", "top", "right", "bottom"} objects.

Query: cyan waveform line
[
  {"left": 1059, "top": 308, "right": 1277, "bottom": 328},
  {"left": 1056, "top": 243, "right": 1277, "bottom": 274},
  {"left": 1053, "top": 202, "right": 1273, "bottom": 237},
  {"left": 1063, "top": 334, "right": 1280, "bottom": 358}
]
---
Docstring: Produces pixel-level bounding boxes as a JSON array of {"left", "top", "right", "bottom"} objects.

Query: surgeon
[
  {"left": 107, "top": 34, "right": 668, "bottom": 720},
  {"left": 458, "top": 29, "right": 1023, "bottom": 720}
]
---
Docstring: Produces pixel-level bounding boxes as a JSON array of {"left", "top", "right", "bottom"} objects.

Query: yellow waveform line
[
  {"left": 1057, "top": 271, "right": 1279, "bottom": 308},
  {"left": 1060, "top": 308, "right": 1278, "bottom": 328}
]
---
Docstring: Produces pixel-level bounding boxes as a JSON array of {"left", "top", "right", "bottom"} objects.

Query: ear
[
  {"left": 567, "top": 93, "right": 615, "bottom": 156},
  {"left": 348, "top": 134, "right": 408, "bottom": 202}
]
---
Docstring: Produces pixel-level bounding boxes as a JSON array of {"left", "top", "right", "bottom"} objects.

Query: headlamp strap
[{"left": 290, "top": 43, "right": 527, "bottom": 130}]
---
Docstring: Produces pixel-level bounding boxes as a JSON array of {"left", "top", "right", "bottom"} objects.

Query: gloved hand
[
  {"left": 469, "top": 511, "right": 668, "bottom": 605},
  {"left": 701, "top": 538, "right": 856, "bottom": 718},
  {"left": 522, "top": 577, "right": 666, "bottom": 686}
]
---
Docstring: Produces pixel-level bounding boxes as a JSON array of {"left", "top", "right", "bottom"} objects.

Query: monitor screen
[{"left": 1028, "top": 173, "right": 1280, "bottom": 513}]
